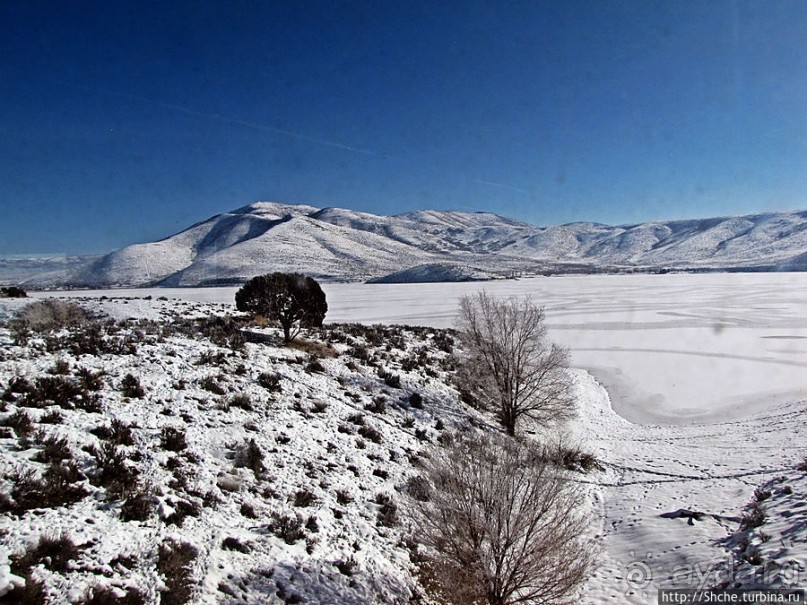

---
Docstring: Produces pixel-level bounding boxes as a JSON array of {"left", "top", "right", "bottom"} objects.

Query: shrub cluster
[
  {"left": 160, "top": 427, "right": 187, "bottom": 452},
  {"left": 227, "top": 393, "right": 253, "bottom": 411},
  {"left": 200, "top": 375, "right": 226, "bottom": 395},
  {"left": 740, "top": 501, "right": 767, "bottom": 530},
  {"left": 377, "top": 368, "right": 401, "bottom": 389},
  {"left": 91, "top": 418, "right": 135, "bottom": 446},
  {"left": 257, "top": 371, "right": 282, "bottom": 392},
  {"left": 544, "top": 444, "right": 603, "bottom": 473},
  {"left": 2, "top": 374, "right": 101, "bottom": 412},
  {"left": 365, "top": 396, "right": 386, "bottom": 414},
  {"left": 12, "top": 299, "right": 91, "bottom": 332},
  {"left": 306, "top": 356, "right": 326, "bottom": 373},
  {"left": 269, "top": 512, "right": 306, "bottom": 544},
  {"left": 234, "top": 438, "right": 265, "bottom": 476},
  {"left": 3, "top": 408, "right": 34, "bottom": 441},
  {"left": 157, "top": 539, "right": 199, "bottom": 605},
  {"left": 8, "top": 301, "right": 143, "bottom": 355},
  {"left": 90, "top": 442, "right": 140, "bottom": 499},
  {"left": 47, "top": 323, "right": 140, "bottom": 356},
  {"left": 292, "top": 488, "right": 318, "bottom": 508},
  {"left": 120, "top": 374, "right": 145, "bottom": 398},
  {"left": 169, "top": 316, "right": 246, "bottom": 350},
  {"left": 5, "top": 533, "right": 82, "bottom": 604},
  {"left": 120, "top": 483, "right": 155, "bottom": 522},
  {"left": 358, "top": 424, "right": 383, "bottom": 444},
  {"left": 335, "top": 556, "right": 357, "bottom": 576},
  {"left": 374, "top": 493, "right": 398, "bottom": 527},
  {"left": 2, "top": 461, "right": 89, "bottom": 514}
]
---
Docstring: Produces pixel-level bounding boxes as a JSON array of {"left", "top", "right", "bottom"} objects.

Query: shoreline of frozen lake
[{"left": 15, "top": 272, "right": 807, "bottom": 427}]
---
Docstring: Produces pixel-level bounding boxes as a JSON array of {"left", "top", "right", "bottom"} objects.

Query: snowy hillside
[
  {"left": 366, "top": 263, "right": 496, "bottom": 284},
  {"left": 0, "top": 257, "right": 100, "bottom": 289},
  {"left": 4, "top": 203, "right": 807, "bottom": 287},
  {"left": 0, "top": 296, "right": 492, "bottom": 604}
]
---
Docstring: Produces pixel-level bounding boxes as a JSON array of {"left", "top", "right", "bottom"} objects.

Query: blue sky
[{"left": 1, "top": 1, "right": 806, "bottom": 255}]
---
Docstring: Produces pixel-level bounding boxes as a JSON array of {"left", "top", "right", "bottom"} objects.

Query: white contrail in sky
[
  {"left": 474, "top": 179, "right": 527, "bottom": 195},
  {"left": 153, "top": 99, "right": 379, "bottom": 155},
  {"left": 70, "top": 82, "right": 378, "bottom": 156}
]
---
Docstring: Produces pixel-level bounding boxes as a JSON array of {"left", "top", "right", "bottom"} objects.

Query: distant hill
[
  {"left": 4, "top": 202, "right": 807, "bottom": 287},
  {"left": 0, "top": 255, "right": 101, "bottom": 288}
]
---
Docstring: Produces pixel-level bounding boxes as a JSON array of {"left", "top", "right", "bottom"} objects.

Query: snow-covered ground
[
  {"left": 8, "top": 272, "right": 807, "bottom": 603},
  {"left": 0, "top": 300, "right": 480, "bottom": 603},
  {"left": 572, "top": 370, "right": 805, "bottom": 603}
]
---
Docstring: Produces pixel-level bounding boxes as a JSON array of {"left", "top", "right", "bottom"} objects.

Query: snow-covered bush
[
  {"left": 257, "top": 371, "right": 282, "bottom": 392},
  {"left": 374, "top": 492, "right": 398, "bottom": 527},
  {"left": 120, "top": 374, "right": 145, "bottom": 399},
  {"left": 91, "top": 442, "right": 140, "bottom": 499},
  {"left": 160, "top": 427, "right": 187, "bottom": 452},
  {"left": 740, "top": 501, "right": 768, "bottom": 530},
  {"left": 234, "top": 438, "right": 265, "bottom": 476},
  {"left": 377, "top": 368, "right": 401, "bottom": 388},
  {"left": 269, "top": 512, "right": 306, "bottom": 544},
  {"left": 156, "top": 539, "right": 198, "bottom": 605},
  {"left": 3, "top": 460, "right": 89, "bottom": 514},
  {"left": 90, "top": 418, "right": 135, "bottom": 446}
]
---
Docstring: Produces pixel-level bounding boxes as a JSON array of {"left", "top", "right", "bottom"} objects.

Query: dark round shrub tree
[
  {"left": 235, "top": 273, "right": 327, "bottom": 343},
  {"left": 1, "top": 286, "right": 27, "bottom": 298}
]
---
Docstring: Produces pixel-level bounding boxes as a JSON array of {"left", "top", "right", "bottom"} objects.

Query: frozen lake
[
  {"left": 30, "top": 273, "right": 807, "bottom": 425},
  {"left": 327, "top": 273, "right": 807, "bottom": 425}
]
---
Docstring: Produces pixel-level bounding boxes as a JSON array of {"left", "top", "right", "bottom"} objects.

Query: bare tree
[
  {"left": 410, "top": 433, "right": 596, "bottom": 605},
  {"left": 456, "top": 292, "right": 573, "bottom": 435}
]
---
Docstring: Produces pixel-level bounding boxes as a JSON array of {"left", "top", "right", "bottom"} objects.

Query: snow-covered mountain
[
  {"left": 7, "top": 203, "right": 807, "bottom": 287},
  {"left": 0, "top": 256, "right": 101, "bottom": 288}
]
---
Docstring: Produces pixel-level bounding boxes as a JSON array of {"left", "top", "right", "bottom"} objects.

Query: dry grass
[{"left": 288, "top": 338, "right": 339, "bottom": 358}]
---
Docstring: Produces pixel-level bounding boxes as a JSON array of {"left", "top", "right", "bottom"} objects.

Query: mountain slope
[{"left": 8, "top": 203, "right": 807, "bottom": 287}]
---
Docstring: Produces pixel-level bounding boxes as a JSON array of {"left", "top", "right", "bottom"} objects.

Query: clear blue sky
[{"left": 1, "top": 1, "right": 806, "bottom": 255}]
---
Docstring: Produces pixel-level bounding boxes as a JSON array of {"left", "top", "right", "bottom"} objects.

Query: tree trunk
[
  {"left": 501, "top": 401, "right": 516, "bottom": 435},
  {"left": 503, "top": 418, "right": 516, "bottom": 436}
]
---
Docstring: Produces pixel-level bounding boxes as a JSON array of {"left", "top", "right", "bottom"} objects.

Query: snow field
[{"left": 570, "top": 370, "right": 806, "bottom": 603}]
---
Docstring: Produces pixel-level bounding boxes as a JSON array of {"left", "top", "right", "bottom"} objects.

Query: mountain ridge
[{"left": 4, "top": 203, "right": 807, "bottom": 287}]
